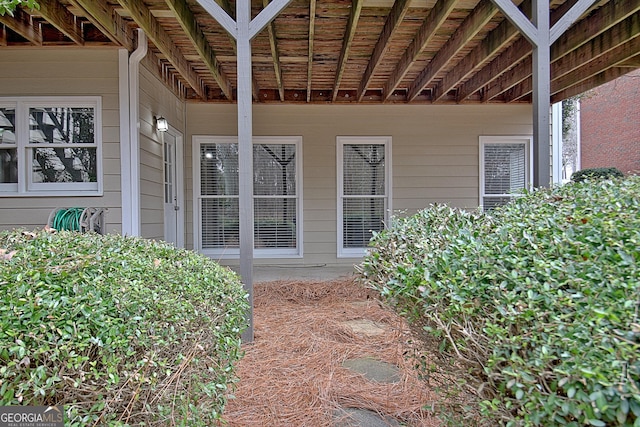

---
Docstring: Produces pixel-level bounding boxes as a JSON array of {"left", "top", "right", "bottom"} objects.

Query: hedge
[
  {"left": 360, "top": 176, "right": 640, "bottom": 426},
  {"left": 0, "top": 230, "right": 248, "bottom": 426}
]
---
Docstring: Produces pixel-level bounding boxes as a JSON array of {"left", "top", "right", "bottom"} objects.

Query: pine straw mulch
[{"left": 221, "top": 277, "right": 442, "bottom": 427}]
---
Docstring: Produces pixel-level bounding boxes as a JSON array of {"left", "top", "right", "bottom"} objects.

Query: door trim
[{"left": 164, "top": 125, "right": 185, "bottom": 247}]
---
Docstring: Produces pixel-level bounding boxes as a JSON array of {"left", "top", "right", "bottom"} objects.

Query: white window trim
[
  {"left": 479, "top": 135, "right": 533, "bottom": 210},
  {"left": 192, "top": 135, "right": 303, "bottom": 259},
  {"left": 337, "top": 136, "right": 392, "bottom": 258},
  {"left": 0, "top": 96, "right": 103, "bottom": 197}
]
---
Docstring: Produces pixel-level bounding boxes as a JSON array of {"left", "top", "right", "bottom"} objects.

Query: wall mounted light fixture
[{"left": 156, "top": 116, "right": 169, "bottom": 132}]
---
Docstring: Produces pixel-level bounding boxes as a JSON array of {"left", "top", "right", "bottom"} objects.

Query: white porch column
[
  {"left": 197, "top": 0, "right": 292, "bottom": 343},
  {"left": 236, "top": 0, "right": 255, "bottom": 343}
]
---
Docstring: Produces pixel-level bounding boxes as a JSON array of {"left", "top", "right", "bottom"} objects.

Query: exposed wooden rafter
[
  {"left": 0, "top": 0, "right": 637, "bottom": 106},
  {"left": 264, "top": 0, "right": 285, "bottom": 101},
  {"left": 332, "top": 0, "right": 363, "bottom": 101},
  {"left": 505, "top": 14, "right": 640, "bottom": 101},
  {"left": 165, "top": 0, "right": 233, "bottom": 100},
  {"left": 68, "top": 0, "right": 133, "bottom": 49},
  {"left": 209, "top": 0, "right": 260, "bottom": 101},
  {"left": 550, "top": 34, "right": 640, "bottom": 95},
  {"left": 383, "top": 0, "right": 457, "bottom": 99},
  {"left": 37, "top": 0, "right": 84, "bottom": 45},
  {"left": 456, "top": 37, "right": 530, "bottom": 102},
  {"left": 141, "top": 51, "right": 188, "bottom": 100},
  {"left": 550, "top": 54, "right": 640, "bottom": 102},
  {"left": 434, "top": 0, "right": 531, "bottom": 102},
  {"left": 117, "top": 0, "right": 207, "bottom": 100},
  {"left": 306, "top": 0, "right": 316, "bottom": 102},
  {"left": 483, "top": 0, "right": 640, "bottom": 101},
  {"left": 0, "top": 7, "right": 42, "bottom": 45},
  {"left": 407, "top": 0, "right": 498, "bottom": 101},
  {"left": 357, "top": 0, "right": 411, "bottom": 101}
]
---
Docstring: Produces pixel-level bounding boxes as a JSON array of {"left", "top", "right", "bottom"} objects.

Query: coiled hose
[{"left": 51, "top": 207, "right": 85, "bottom": 231}]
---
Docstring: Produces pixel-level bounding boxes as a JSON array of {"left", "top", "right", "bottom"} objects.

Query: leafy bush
[
  {"left": 571, "top": 167, "right": 624, "bottom": 182},
  {"left": 360, "top": 176, "right": 640, "bottom": 426},
  {"left": 0, "top": 230, "right": 248, "bottom": 426}
]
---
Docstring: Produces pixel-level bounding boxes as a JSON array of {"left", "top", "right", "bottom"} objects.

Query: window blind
[{"left": 342, "top": 143, "right": 386, "bottom": 249}]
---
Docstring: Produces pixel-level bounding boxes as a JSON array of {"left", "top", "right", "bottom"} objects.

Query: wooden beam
[
  {"left": 249, "top": 0, "right": 292, "bottom": 39},
  {"left": 456, "top": 36, "right": 530, "bottom": 102},
  {"left": 117, "top": 0, "right": 207, "bottom": 99},
  {"left": 0, "top": 25, "right": 6, "bottom": 45},
  {"left": 332, "top": 0, "right": 363, "bottom": 102},
  {"left": 195, "top": 0, "right": 236, "bottom": 38},
  {"left": 215, "top": 0, "right": 234, "bottom": 20},
  {"left": 264, "top": 0, "right": 285, "bottom": 101},
  {"left": 551, "top": 34, "right": 640, "bottom": 97},
  {"left": 200, "top": 0, "right": 260, "bottom": 101},
  {"left": 481, "top": 0, "right": 640, "bottom": 101},
  {"left": 37, "top": 0, "right": 83, "bottom": 45},
  {"left": 141, "top": 50, "right": 187, "bottom": 100},
  {"left": 407, "top": 0, "right": 498, "bottom": 101},
  {"left": 550, "top": 57, "right": 640, "bottom": 102},
  {"left": 306, "top": 0, "right": 316, "bottom": 102},
  {"left": 166, "top": 0, "right": 233, "bottom": 100},
  {"left": 483, "top": 52, "right": 531, "bottom": 100},
  {"left": 506, "top": 14, "right": 640, "bottom": 101},
  {"left": 491, "top": 0, "right": 538, "bottom": 43},
  {"left": 357, "top": 0, "right": 411, "bottom": 101},
  {"left": 434, "top": 0, "right": 530, "bottom": 102},
  {"left": 68, "top": 0, "right": 133, "bottom": 49},
  {"left": 550, "top": 0, "right": 596, "bottom": 43},
  {"left": 0, "top": 7, "right": 42, "bottom": 45},
  {"left": 383, "top": 0, "right": 457, "bottom": 99}
]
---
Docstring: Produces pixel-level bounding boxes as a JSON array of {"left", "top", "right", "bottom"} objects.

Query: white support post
[
  {"left": 490, "top": 0, "right": 597, "bottom": 187},
  {"left": 197, "top": 0, "right": 292, "bottom": 343},
  {"left": 532, "top": 0, "right": 551, "bottom": 187},
  {"left": 236, "top": 0, "right": 255, "bottom": 343}
]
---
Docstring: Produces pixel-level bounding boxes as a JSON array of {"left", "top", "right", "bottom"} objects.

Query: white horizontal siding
[
  {"left": 0, "top": 48, "right": 121, "bottom": 233},
  {"left": 138, "top": 66, "right": 185, "bottom": 241},
  {"left": 187, "top": 103, "right": 532, "bottom": 265}
]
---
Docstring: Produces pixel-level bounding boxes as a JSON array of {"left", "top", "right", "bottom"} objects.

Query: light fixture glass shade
[{"left": 156, "top": 116, "right": 169, "bottom": 132}]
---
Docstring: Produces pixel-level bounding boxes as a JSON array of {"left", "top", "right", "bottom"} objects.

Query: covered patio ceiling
[{"left": 1, "top": 0, "right": 639, "bottom": 105}]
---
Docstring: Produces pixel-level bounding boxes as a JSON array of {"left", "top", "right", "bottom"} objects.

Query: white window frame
[
  {"left": 192, "top": 135, "right": 303, "bottom": 259},
  {"left": 479, "top": 135, "right": 533, "bottom": 210},
  {"left": 0, "top": 96, "right": 103, "bottom": 197},
  {"left": 337, "top": 136, "right": 392, "bottom": 258}
]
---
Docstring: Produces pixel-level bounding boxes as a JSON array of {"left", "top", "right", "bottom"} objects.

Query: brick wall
[{"left": 580, "top": 70, "right": 640, "bottom": 175}]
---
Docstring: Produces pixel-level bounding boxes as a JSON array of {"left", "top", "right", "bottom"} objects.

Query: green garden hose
[{"left": 52, "top": 207, "right": 85, "bottom": 231}]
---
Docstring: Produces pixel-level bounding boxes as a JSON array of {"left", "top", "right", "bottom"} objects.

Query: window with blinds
[
  {"left": 337, "top": 137, "right": 391, "bottom": 257},
  {"left": 195, "top": 136, "right": 302, "bottom": 257},
  {"left": 480, "top": 136, "right": 532, "bottom": 210}
]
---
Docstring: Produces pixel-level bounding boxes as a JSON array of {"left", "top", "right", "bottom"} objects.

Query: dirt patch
[{"left": 221, "top": 278, "right": 440, "bottom": 426}]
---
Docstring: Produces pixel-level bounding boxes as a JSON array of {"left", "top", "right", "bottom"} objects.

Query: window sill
[{"left": 0, "top": 191, "right": 103, "bottom": 198}]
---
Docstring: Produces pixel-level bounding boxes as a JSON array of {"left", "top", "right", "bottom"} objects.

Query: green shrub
[
  {"left": 360, "top": 176, "right": 640, "bottom": 426},
  {"left": 0, "top": 230, "right": 248, "bottom": 426},
  {"left": 571, "top": 167, "right": 624, "bottom": 182}
]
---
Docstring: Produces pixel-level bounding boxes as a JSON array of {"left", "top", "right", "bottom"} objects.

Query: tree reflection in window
[{"left": 29, "top": 107, "right": 97, "bottom": 183}]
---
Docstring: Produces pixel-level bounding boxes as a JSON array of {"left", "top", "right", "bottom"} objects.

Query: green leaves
[
  {"left": 361, "top": 176, "right": 640, "bottom": 426},
  {"left": 0, "top": 0, "right": 39, "bottom": 17},
  {"left": 0, "top": 230, "right": 248, "bottom": 425}
]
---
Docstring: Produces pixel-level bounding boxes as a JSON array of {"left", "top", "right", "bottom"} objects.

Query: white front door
[{"left": 163, "top": 129, "right": 184, "bottom": 247}]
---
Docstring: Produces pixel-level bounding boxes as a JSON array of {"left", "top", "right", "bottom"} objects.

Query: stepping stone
[
  {"left": 342, "top": 357, "right": 401, "bottom": 383},
  {"left": 342, "top": 319, "right": 387, "bottom": 337},
  {"left": 333, "top": 407, "right": 402, "bottom": 427}
]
